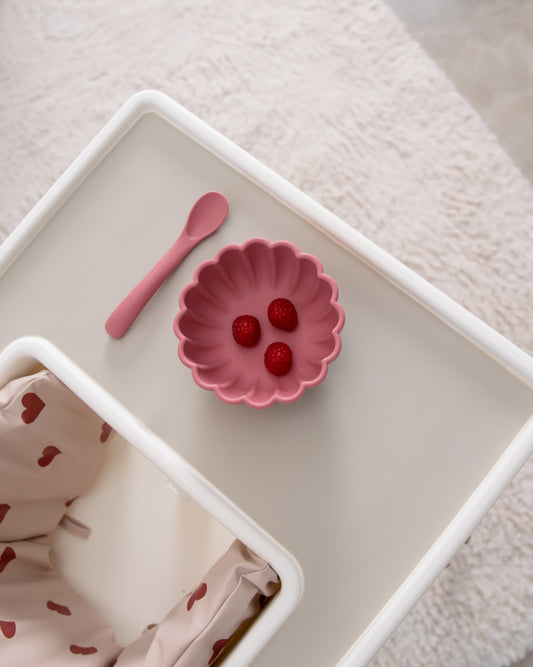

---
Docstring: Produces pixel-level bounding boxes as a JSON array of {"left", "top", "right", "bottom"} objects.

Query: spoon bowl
[{"left": 184, "top": 192, "right": 228, "bottom": 240}]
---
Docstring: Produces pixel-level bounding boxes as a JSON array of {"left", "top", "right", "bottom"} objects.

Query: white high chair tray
[{"left": 1, "top": 91, "right": 532, "bottom": 667}]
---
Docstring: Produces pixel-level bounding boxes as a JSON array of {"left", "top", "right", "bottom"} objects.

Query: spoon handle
[{"left": 105, "top": 233, "right": 194, "bottom": 339}]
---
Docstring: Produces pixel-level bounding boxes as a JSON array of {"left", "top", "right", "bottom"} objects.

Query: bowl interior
[{"left": 176, "top": 240, "right": 343, "bottom": 406}]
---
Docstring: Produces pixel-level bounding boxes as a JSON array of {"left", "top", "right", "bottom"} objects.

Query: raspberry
[
  {"left": 232, "top": 315, "right": 260, "bottom": 347},
  {"left": 264, "top": 341, "right": 293, "bottom": 376},
  {"left": 267, "top": 298, "right": 298, "bottom": 331}
]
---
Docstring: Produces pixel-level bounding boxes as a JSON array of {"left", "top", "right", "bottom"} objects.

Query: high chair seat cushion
[
  {"left": 0, "top": 369, "right": 110, "bottom": 542},
  {"left": 0, "top": 535, "right": 121, "bottom": 666},
  {"left": 0, "top": 371, "right": 279, "bottom": 665},
  {"left": 116, "top": 540, "right": 280, "bottom": 666}
]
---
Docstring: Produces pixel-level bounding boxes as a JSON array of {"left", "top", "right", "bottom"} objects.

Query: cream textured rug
[{"left": 1, "top": 1, "right": 532, "bottom": 665}]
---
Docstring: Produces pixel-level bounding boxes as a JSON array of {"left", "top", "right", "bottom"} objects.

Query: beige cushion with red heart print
[
  {"left": 117, "top": 540, "right": 280, "bottom": 666},
  {"left": 0, "top": 370, "right": 112, "bottom": 543},
  {"left": 0, "top": 371, "right": 279, "bottom": 666}
]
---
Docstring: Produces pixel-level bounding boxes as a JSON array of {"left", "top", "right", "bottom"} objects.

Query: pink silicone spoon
[{"left": 105, "top": 192, "right": 229, "bottom": 339}]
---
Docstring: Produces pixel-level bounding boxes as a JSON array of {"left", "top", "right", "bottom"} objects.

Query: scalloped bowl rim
[{"left": 173, "top": 238, "right": 345, "bottom": 408}]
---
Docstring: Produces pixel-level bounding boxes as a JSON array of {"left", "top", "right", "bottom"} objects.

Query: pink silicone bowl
[{"left": 173, "top": 238, "right": 345, "bottom": 409}]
